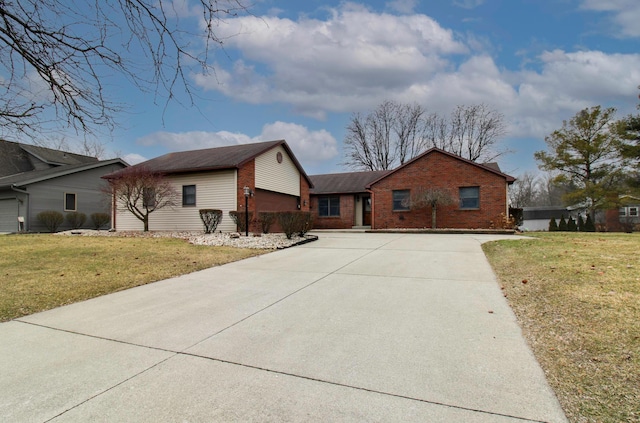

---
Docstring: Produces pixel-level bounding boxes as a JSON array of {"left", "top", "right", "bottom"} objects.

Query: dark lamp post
[{"left": 243, "top": 186, "right": 251, "bottom": 236}]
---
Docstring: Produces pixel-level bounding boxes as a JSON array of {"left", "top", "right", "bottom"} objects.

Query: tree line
[{"left": 512, "top": 102, "right": 640, "bottom": 218}]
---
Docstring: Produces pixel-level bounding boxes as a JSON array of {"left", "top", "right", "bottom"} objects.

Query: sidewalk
[{"left": 0, "top": 232, "right": 567, "bottom": 422}]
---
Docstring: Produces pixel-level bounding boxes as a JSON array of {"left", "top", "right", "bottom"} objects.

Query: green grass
[
  {"left": 0, "top": 234, "right": 268, "bottom": 322},
  {"left": 483, "top": 232, "right": 640, "bottom": 423}
]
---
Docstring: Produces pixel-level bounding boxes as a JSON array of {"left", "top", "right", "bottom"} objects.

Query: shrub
[
  {"left": 90, "top": 212, "right": 111, "bottom": 230},
  {"left": 490, "top": 213, "right": 517, "bottom": 230},
  {"left": 66, "top": 211, "right": 87, "bottom": 229},
  {"left": 229, "top": 210, "right": 253, "bottom": 234},
  {"left": 558, "top": 215, "right": 568, "bottom": 231},
  {"left": 258, "top": 211, "right": 277, "bottom": 234},
  {"left": 567, "top": 216, "right": 577, "bottom": 232},
  {"left": 548, "top": 218, "right": 558, "bottom": 232},
  {"left": 199, "top": 209, "right": 223, "bottom": 233},
  {"left": 277, "top": 211, "right": 299, "bottom": 239},
  {"left": 297, "top": 211, "right": 314, "bottom": 236},
  {"left": 584, "top": 214, "right": 596, "bottom": 232},
  {"left": 37, "top": 210, "right": 64, "bottom": 233},
  {"left": 276, "top": 211, "right": 314, "bottom": 239}
]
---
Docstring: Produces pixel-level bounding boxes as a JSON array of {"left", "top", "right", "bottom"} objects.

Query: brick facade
[
  {"left": 311, "top": 194, "right": 356, "bottom": 229},
  {"left": 369, "top": 150, "right": 510, "bottom": 229},
  {"left": 237, "top": 159, "right": 313, "bottom": 233}
]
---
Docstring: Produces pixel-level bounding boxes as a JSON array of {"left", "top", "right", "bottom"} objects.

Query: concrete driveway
[{"left": 0, "top": 232, "right": 567, "bottom": 422}]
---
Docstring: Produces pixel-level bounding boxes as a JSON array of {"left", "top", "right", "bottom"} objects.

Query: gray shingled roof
[
  {"left": 0, "top": 159, "right": 127, "bottom": 189},
  {"left": 0, "top": 140, "right": 98, "bottom": 178},
  {"left": 309, "top": 170, "right": 391, "bottom": 194},
  {"left": 104, "top": 140, "right": 313, "bottom": 187},
  {"left": 120, "top": 140, "right": 285, "bottom": 174}
]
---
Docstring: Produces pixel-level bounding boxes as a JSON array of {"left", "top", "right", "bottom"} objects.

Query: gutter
[{"left": 10, "top": 185, "right": 28, "bottom": 231}]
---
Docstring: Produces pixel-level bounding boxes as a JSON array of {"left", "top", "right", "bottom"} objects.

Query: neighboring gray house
[
  {"left": 0, "top": 140, "right": 127, "bottom": 232},
  {"left": 520, "top": 206, "right": 580, "bottom": 231}
]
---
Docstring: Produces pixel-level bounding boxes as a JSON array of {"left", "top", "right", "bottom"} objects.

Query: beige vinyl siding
[
  {"left": 116, "top": 170, "right": 237, "bottom": 232},
  {"left": 255, "top": 145, "right": 300, "bottom": 196}
]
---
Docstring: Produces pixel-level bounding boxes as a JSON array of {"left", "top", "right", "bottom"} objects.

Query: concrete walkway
[{"left": 0, "top": 232, "right": 567, "bottom": 422}]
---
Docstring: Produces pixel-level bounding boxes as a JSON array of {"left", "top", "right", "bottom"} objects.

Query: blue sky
[{"left": 100, "top": 0, "right": 639, "bottom": 176}]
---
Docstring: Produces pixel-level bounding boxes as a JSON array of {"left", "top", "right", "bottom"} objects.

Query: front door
[{"left": 363, "top": 195, "right": 371, "bottom": 226}]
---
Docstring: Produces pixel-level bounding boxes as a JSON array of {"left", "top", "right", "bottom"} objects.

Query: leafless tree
[
  {"left": 0, "top": 0, "right": 249, "bottom": 138},
  {"left": 509, "top": 172, "right": 538, "bottom": 208},
  {"left": 343, "top": 101, "right": 429, "bottom": 171},
  {"left": 104, "top": 166, "right": 177, "bottom": 231},
  {"left": 343, "top": 101, "right": 508, "bottom": 170},
  {"left": 409, "top": 187, "right": 456, "bottom": 229},
  {"left": 430, "top": 104, "right": 508, "bottom": 162}
]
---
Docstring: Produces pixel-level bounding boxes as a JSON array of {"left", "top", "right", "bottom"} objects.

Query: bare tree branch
[{"left": 0, "top": 0, "right": 249, "bottom": 138}]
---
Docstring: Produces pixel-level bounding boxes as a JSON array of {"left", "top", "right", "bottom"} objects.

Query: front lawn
[
  {"left": 483, "top": 232, "right": 640, "bottom": 423},
  {"left": 0, "top": 234, "right": 268, "bottom": 322}
]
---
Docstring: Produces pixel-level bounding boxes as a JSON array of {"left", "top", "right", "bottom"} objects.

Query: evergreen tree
[
  {"left": 584, "top": 214, "right": 596, "bottom": 232},
  {"left": 549, "top": 218, "right": 558, "bottom": 232},
  {"left": 558, "top": 215, "right": 568, "bottom": 231},
  {"left": 567, "top": 216, "right": 577, "bottom": 231}
]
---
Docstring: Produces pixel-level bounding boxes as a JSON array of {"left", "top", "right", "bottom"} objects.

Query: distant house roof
[
  {"left": 0, "top": 159, "right": 128, "bottom": 189},
  {"left": 366, "top": 148, "right": 516, "bottom": 188},
  {"left": 0, "top": 140, "right": 99, "bottom": 178},
  {"left": 309, "top": 170, "right": 391, "bottom": 195},
  {"left": 522, "top": 206, "right": 570, "bottom": 220},
  {"left": 104, "top": 140, "right": 313, "bottom": 187}
]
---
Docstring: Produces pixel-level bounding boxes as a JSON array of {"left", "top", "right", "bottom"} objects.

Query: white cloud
[
  {"left": 196, "top": 5, "right": 467, "bottom": 116},
  {"left": 122, "top": 153, "right": 147, "bottom": 165},
  {"left": 580, "top": 0, "right": 640, "bottom": 38},
  {"left": 136, "top": 122, "right": 338, "bottom": 166},
  {"left": 193, "top": 4, "right": 639, "bottom": 149}
]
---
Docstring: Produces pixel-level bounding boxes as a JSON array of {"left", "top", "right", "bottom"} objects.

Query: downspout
[
  {"left": 10, "top": 185, "right": 29, "bottom": 231},
  {"left": 367, "top": 189, "right": 374, "bottom": 229}
]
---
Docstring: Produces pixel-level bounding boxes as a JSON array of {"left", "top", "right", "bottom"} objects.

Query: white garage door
[{"left": 0, "top": 199, "right": 18, "bottom": 232}]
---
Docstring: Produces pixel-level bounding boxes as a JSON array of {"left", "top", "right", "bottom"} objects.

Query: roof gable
[
  {"left": 105, "top": 140, "right": 313, "bottom": 187},
  {"left": 366, "top": 148, "right": 515, "bottom": 188}
]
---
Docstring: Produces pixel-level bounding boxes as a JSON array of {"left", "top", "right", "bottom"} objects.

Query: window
[
  {"left": 182, "top": 185, "right": 196, "bottom": 206},
  {"left": 319, "top": 196, "right": 340, "bottom": 217},
  {"left": 619, "top": 208, "right": 627, "bottom": 217},
  {"left": 393, "top": 190, "right": 410, "bottom": 211},
  {"left": 64, "top": 193, "right": 76, "bottom": 211},
  {"left": 459, "top": 187, "right": 480, "bottom": 209},
  {"left": 629, "top": 207, "right": 639, "bottom": 217},
  {"left": 143, "top": 187, "right": 156, "bottom": 208}
]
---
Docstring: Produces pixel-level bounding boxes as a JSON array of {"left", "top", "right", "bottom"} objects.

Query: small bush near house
[
  {"left": 229, "top": 211, "right": 253, "bottom": 234},
  {"left": 277, "top": 211, "right": 314, "bottom": 239},
  {"left": 90, "top": 212, "right": 111, "bottom": 230},
  {"left": 548, "top": 218, "right": 558, "bottom": 231},
  {"left": 490, "top": 212, "right": 516, "bottom": 230},
  {"left": 66, "top": 211, "right": 87, "bottom": 229},
  {"left": 199, "top": 209, "right": 223, "bottom": 233},
  {"left": 277, "top": 211, "right": 299, "bottom": 239},
  {"left": 258, "top": 211, "right": 277, "bottom": 234},
  {"left": 297, "top": 211, "right": 314, "bottom": 236},
  {"left": 558, "top": 215, "right": 568, "bottom": 231},
  {"left": 567, "top": 216, "right": 577, "bottom": 232},
  {"left": 37, "top": 210, "right": 64, "bottom": 233}
]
